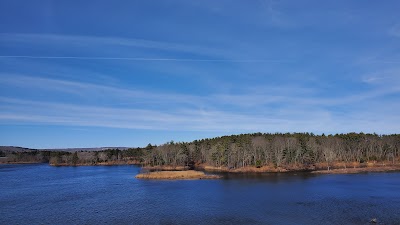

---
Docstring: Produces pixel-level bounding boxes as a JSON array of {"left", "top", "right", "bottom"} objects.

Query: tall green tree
[{"left": 72, "top": 152, "right": 79, "bottom": 166}]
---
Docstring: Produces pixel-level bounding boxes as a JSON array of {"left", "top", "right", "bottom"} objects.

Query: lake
[{"left": 1, "top": 164, "right": 399, "bottom": 225}]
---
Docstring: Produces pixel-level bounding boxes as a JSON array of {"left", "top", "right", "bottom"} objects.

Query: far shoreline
[
  {"left": 140, "top": 163, "right": 400, "bottom": 175},
  {"left": 2, "top": 162, "right": 400, "bottom": 176}
]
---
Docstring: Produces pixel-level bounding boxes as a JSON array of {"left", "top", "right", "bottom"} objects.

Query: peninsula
[{"left": 135, "top": 170, "right": 221, "bottom": 180}]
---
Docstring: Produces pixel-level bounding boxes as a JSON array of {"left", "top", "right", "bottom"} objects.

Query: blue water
[{"left": 1, "top": 164, "right": 399, "bottom": 225}]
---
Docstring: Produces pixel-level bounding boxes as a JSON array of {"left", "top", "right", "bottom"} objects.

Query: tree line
[
  {"left": 142, "top": 132, "right": 400, "bottom": 170},
  {"left": 1, "top": 133, "right": 399, "bottom": 169}
]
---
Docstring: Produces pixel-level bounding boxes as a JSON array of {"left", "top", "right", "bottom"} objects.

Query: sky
[{"left": 0, "top": 0, "right": 400, "bottom": 148}]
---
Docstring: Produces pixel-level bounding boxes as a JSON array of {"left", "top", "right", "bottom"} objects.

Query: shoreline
[
  {"left": 3, "top": 162, "right": 400, "bottom": 175},
  {"left": 49, "top": 161, "right": 141, "bottom": 167},
  {"left": 143, "top": 163, "right": 400, "bottom": 175},
  {"left": 311, "top": 166, "right": 400, "bottom": 174},
  {"left": 0, "top": 161, "right": 44, "bottom": 165}
]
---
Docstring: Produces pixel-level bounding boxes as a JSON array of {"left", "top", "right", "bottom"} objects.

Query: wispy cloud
[
  {"left": 0, "top": 55, "right": 292, "bottom": 63},
  {"left": 0, "top": 33, "right": 291, "bottom": 62},
  {"left": 0, "top": 74, "right": 202, "bottom": 107},
  {"left": 1, "top": 96, "right": 398, "bottom": 134},
  {"left": 0, "top": 97, "right": 301, "bottom": 131},
  {"left": 0, "top": 33, "right": 224, "bottom": 57},
  {"left": 2, "top": 73, "right": 397, "bottom": 110},
  {"left": 5, "top": 72, "right": 400, "bottom": 102},
  {"left": 258, "top": 0, "right": 292, "bottom": 28},
  {"left": 0, "top": 33, "right": 303, "bottom": 64},
  {"left": 360, "top": 67, "right": 400, "bottom": 99},
  {"left": 1, "top": 74, "right": 399, "bottom": 134},
  {"left": 389, "top": 24, "right": 400, "bottom": 37}
]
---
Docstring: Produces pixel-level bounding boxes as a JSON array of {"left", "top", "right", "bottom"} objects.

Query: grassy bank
[
  {"left": 312, "top": 166, "right": 400, "bottom": 174},
  {"left": 135, "top": 170, "right": 221, "bottom": 180},
  {"left": 139, "top": 161, "right": 400, "bottom": 174}
]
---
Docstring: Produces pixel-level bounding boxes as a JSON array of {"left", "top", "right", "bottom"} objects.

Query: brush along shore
[
  {"left": 312, "top": 166, "right": 400, "bottom": 174},
  {"left": 135, "top": 170, "right": 221, "bottom": 180},
  {"left": 143, "top": 162, "right": 400, "bottom": 175}
]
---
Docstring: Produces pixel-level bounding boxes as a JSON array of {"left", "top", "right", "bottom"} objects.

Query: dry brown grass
[
  {"left": 135, "top": 170, "right": 221, "bottom": 180},
  {"left": 142, "top": 165, "right": 186, "bottom": 171},
  {"left": 200, "top": 165, "right": 289, "bottom": 173},
  {"left": 312, "top": 166, "right": 400, "bottom": 174}
]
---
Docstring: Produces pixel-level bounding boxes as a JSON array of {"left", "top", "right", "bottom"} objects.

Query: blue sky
[{"left": 1, "top": 0, "right": 400, "bottom": 148}]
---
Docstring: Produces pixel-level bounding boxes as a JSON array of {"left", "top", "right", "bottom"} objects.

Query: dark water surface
[{"left": 1, "top": 164, "right": 399, "bottom": 225}]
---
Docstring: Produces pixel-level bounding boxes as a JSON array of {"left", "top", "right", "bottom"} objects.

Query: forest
[
  {"left": 1, "top": 133, "right": 399, "bottom": 170},
  {"left": 142, "top": 132, "right": 400, "bottom": 171}
]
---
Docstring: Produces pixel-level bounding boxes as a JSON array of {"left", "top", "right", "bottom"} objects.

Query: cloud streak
[
  {"left": 389, "top": 24, "right": 400, "bottom": 37},
  {"left": 1, "top": 96, "right": 398, "bottom": 134},
  {"left": 0, "top": 33, "right": 223, "bottom": 56},
  {"left": 1, "top": 74, "right": 399, "bottom": 134},
  {"left": 0, "top": 33, "right": 289, "bottom": 63},
  {"left": 2, "top": 74, "right": 397, "bottom": 110},
  {"left": 0, "top": 55, "right": 292, "bottom": 63}
]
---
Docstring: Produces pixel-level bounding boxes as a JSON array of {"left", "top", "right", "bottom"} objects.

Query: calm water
[{"left": 1, "top": 164, "right": 399, "bottom": 225}]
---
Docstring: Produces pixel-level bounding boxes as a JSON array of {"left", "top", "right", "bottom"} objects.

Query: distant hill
[
  {"left": 0, "top": 146, "right": 38, "bottom": 153},
  {"left": 40, "top": 147, "right": 132, "bottom": 152},
  {"left": 0, "top": 146, "right": 131, "bottom": 152},
  {"left": 0, "top": 146, "right": 140, "bottom": 165}
]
